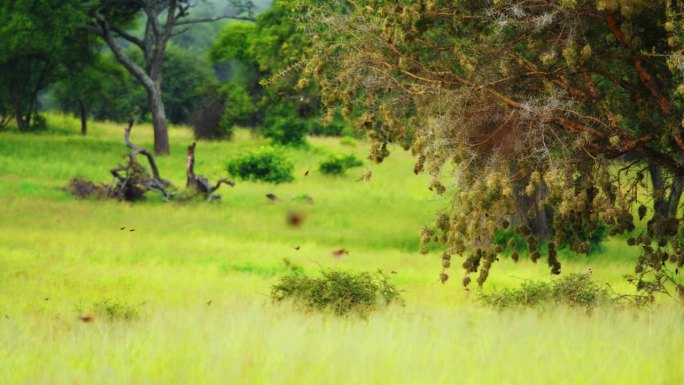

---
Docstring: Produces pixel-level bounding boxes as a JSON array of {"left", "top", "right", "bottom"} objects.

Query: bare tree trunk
[
  {"left": 78, "top": 99, "right": 87, "bottom": 135},
  {"left": 147, "top": 86, "right": 169, "bottom": 155}
]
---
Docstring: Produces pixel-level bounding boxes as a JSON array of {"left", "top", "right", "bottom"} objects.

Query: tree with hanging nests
[{"left": 291, "top": 0, "right": 684, "bottom": 297}]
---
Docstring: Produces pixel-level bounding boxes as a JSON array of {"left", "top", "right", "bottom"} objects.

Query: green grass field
[{"left": 1, "top": 115, "right": 682, "bottom": 385}]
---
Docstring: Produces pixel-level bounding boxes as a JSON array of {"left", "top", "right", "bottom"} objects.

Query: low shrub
[
  {"left": 319, "top": 154, "right": 364, "bottom": 175},
  {"left": 309, "top": 119, "right": 345, "bottom": 136},
  {"left": 93, "top": 299, "right": 141, "bottom": 321},
  {"left": 271, "top": 268, "right": 403, "bottom": 316},
  {"left": 227, "top": 147, "right": 294, "bottom": 184},
  {"left": 30, "top": 114, "right": 48, "bottom": 131},
  {"left": 478, "top": 273, "right": 614, "bottom": 310}
]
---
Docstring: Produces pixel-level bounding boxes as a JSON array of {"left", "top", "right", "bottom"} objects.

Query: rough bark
[{"left": 147, "top": 86, "right": 169, "bottom": 155}]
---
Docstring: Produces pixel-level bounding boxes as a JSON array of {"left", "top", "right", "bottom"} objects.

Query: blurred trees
[
  {"left": 52, "top": 45, "right": 215, "bottom": 131},
  {"left": 82, "top": 0, "right": 256, "bottom": 154},
  {"left": 0, "top": 0, "right": 92, "bottom": 131},
  {"left": 206, "top": 1, "right": 342, "bottom": 143},
  {"left": 299, "top": 0, "right": 684, "bottom": 289}
]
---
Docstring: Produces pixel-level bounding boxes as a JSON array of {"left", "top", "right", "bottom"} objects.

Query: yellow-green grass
[{"left": 0, "top": 114, "right": 681, "bottom": 385}]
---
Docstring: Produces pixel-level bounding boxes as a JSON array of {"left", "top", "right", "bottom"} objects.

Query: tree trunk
[
  {"left": 15, "top": 111, "right": 30, "bottom": 132},
  {"left": 78, "top": 99, "right": 87, "bottom": 136},
  {"left": 147, "top": 85, "right": 169, "bottom": 155},
  {"left": 649, "top": 162, "right": 683, "bottom": 219},
  {"left": 649, "top": 162, "right": 669, "bottom": 219},
  {"left": 667, "top": 175, "right": 684, "bottom": 218}
]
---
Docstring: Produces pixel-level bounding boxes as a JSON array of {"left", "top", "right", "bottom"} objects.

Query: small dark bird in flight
[
  {"left": 266, "top": 193, "right": 278, "bottom": 201},
  {"left": 129, "top": 229, "right": 135, "bottom": 232},
  {"left": 332, "top": 248, "right": 349, "bottom": 257},
  {"left": 286, "top": 212, "right": 304, "bottom": 228},
  {"left": 390, "top": 270, "right": 397, "bottom": 274},
  {"left": 44, "top": 298, "right": 49, "bottom": 301},
  {"left": 294, "top": 246, "right": 301, "bottom": 250},
  {"left": 206, "top": 300, "right": 213, "bottom": 306},
  {"left": 78, "top": 315, "right": 94, "bottom": 323},
  {"left": 120, "top": 227, "right": 125, "bottom": 230},
  {"left": 304, "top": 170, "right": 310, "bottom": 176}
]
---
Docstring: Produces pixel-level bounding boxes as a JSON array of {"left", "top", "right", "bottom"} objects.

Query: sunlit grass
[{"left": 0, "top": 113, "right": 682, "bottom": 384}]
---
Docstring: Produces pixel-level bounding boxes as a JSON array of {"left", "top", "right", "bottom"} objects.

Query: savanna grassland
[{"left": 1, "top": 115, "right": 683, "bottom": 385}]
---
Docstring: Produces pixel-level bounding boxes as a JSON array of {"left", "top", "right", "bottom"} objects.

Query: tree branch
[
  {"left": 110, "top": 25, "right": 145, "bottom": 50},
  {"left": 175, "top": 15, "right": 256, "bottom": 25}
]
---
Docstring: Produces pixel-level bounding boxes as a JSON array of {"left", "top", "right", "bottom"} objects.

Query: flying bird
[
  {"left": 286, "top": 212, "right": 304, "bottom": 228},
  {"left": 304, "top": 170, "right": 310, "bottom": 176},
  {"left": 294, "top": 246, "right": 301, "bottom": 250},
  {"left": 266, "top": 193, "right": 278, "bottom": 201},
  {"left": 332, "top": 248, "right": 349, "bottom": 257},
  {"left": 78, "top": 315, "right": 94, "bottom": 323}
]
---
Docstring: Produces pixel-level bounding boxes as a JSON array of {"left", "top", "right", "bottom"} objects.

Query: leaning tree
[
  {"left": 83, "top": 0, "right": 256, "bottom": 155},
  {"left": 296, "top": 0, "right": 684, "bottom": 294}
]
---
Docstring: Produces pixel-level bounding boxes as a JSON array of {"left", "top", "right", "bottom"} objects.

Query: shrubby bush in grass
[
  {"left": 319, "top": 153, "right": 363, "bottom": 175},
  {"left": 226, "top": 147, "right": 294, "bottom": 184},
  {"left": 478, "top": 273, "right": 614, "bottom": 310},
  {"left": 271, "top": 267, "right": 403, "bottom": 316}
]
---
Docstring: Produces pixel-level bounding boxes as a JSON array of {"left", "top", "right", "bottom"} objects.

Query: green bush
[
  {"left": 309, "top": 119, "right": 345, "bottom": 136},
  {"left": 319, "top": 153, "right": 364, "bottom": 175},
  {"left": 478, "top": 273, "right": 614, "bottom": 310},
  {"left": 227, "top": 147, "right": 294, "bottom": 184},
  {"left": 271, "top": 268, "right": 403, "bottom": 316},
  {"left": 263, "top": 114, "right": 308, "bottom": 146},
  {"left": 30, "top": 114, "right": 47, "bottom": 131},
  {"left": 93, "top": 299, "right": 141, "bottom": 321}
]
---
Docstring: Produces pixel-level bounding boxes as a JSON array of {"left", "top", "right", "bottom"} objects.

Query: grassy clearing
[{"left": 0, "top": 114, "right": 681, "bottom": 384}]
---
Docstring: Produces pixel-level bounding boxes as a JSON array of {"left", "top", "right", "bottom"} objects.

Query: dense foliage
[
  {"left": 478, "top": 273, "right": 614, "bottom": 310},
  {"left": 295, "top": 0, "right": 684, "bottom": 292},
  {"left": 0, "top": 0, "right": 92, "bottom": 131},
  {"left": 271, "top": 265, "right": 403, "bottom": 316},
  {"left": 226, "top": 147, "right": 295, "bottom": 184},
  {"left": 319, "top": 153, "right": 364, "bottom": 175},
  {"left": 210, "top": 1, "right": 334, "bottom": 140}
]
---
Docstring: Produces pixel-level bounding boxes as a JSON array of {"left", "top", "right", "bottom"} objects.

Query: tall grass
[{"left": 0, "top": 113, "right": 681, "bottom": 384}]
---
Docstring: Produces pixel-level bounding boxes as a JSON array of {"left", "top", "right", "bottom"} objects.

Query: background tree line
[{"left": 0, "top": 0, "right": 342, "bottom": 153}]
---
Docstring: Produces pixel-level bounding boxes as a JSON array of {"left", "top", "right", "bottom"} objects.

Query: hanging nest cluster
[{"left": 66, "top": 120, "right": 234, "bottom": 202}]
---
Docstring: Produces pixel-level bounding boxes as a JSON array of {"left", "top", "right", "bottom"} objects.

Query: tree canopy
[
  {"left": 297, "top": 0, "right": 684, "bottom": 290},
  {"left": 0, "top": 0, "right": 92, "bottom": 131}
]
